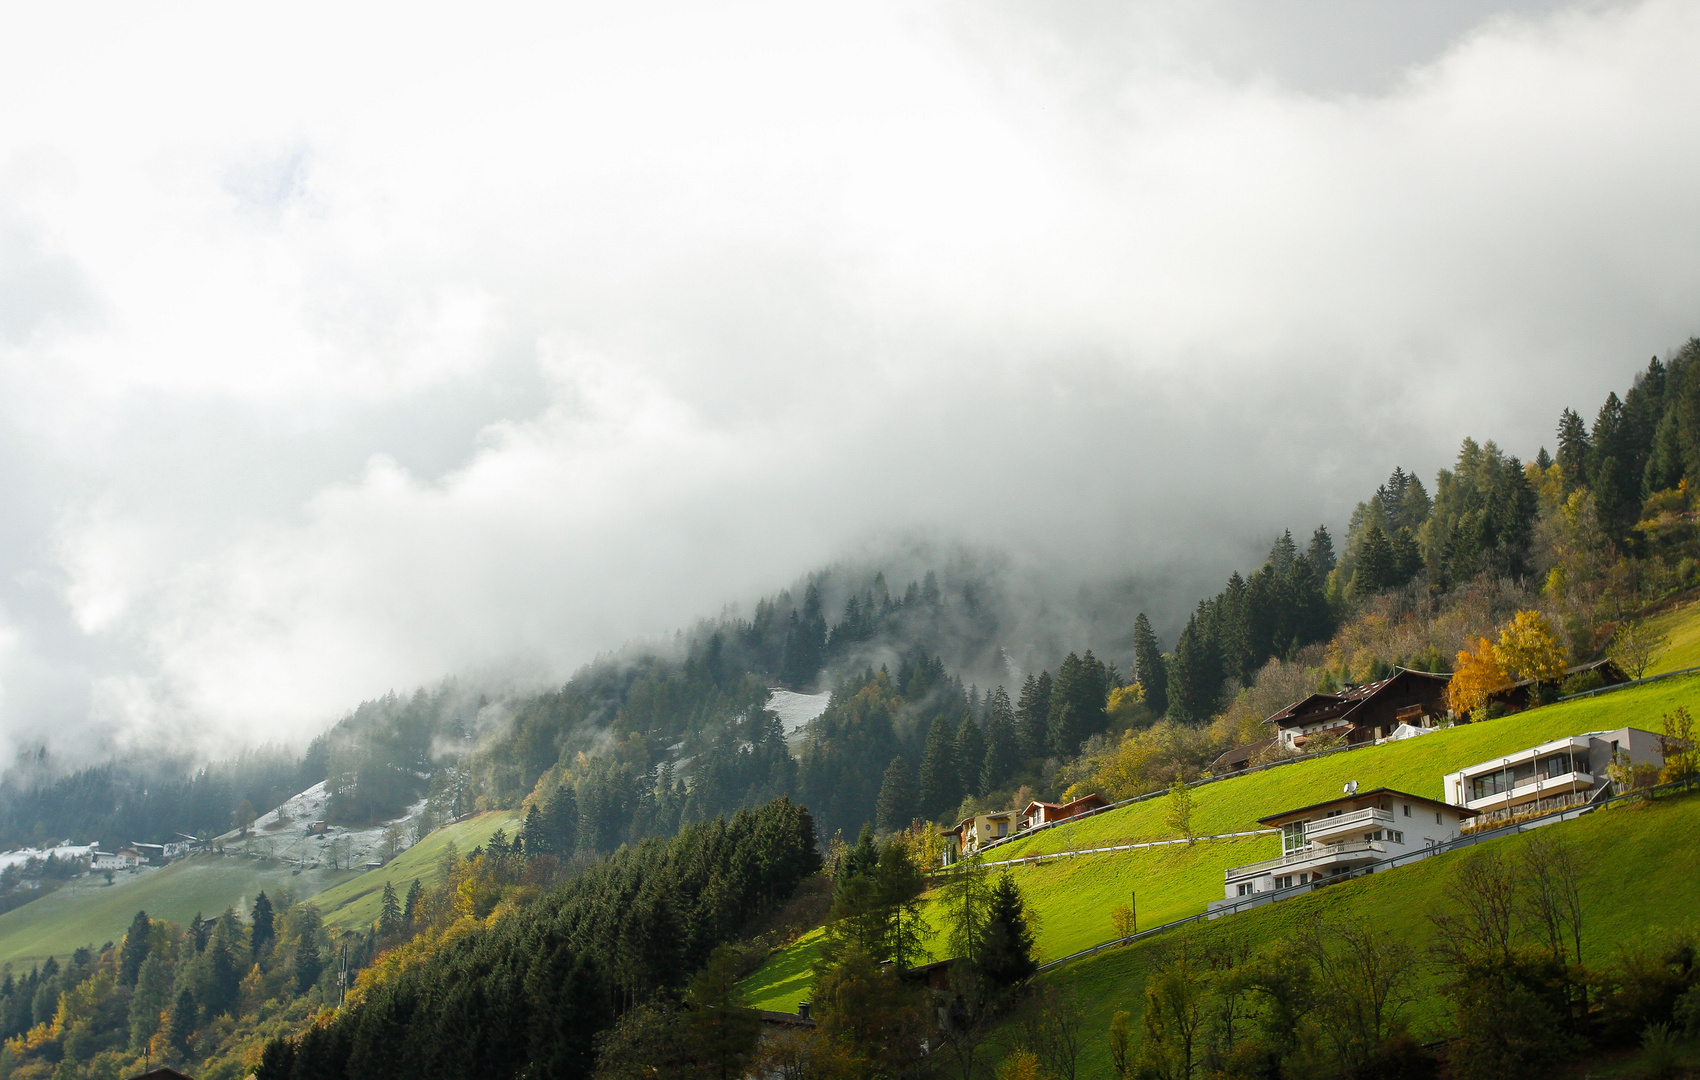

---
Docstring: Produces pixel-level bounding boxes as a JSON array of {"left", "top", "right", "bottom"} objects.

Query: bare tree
[
  {"left": 1306, "top": 918, "right": 1417, "bottom": 1074},
  {"left": 1518, "top": 830, "right": 1583, "bottom": 965},
  {"left": 1432, "top": 847, "right": 1519, "bottom": 969},
  {"left": 1019, "top": 982, "right": 1084, "bottom": 1080},
  {"left": 1608, "top": 618, "right": 1667, "bottom": 680}
]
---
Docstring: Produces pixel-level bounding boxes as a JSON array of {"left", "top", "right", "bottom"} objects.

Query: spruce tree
[
  {"left": 1133, "top": 614, "right": 1168, "bottom": 718},
  {"left": 916, "top": 716, "right": 960, "bottom": 822},
  {"left": 980, "top": 699, "right": 1020, "bottom": 793},
  {"left": 379, "top": 881, "right": 402, "bottom": 939},
  {"left": 520, "top": 803, "right": 547, "bottom": 856},
  {"left": 954, "top": 715, "right": 986, "bottom": 799},
  {"left": 546, "top": 783, "right": 579, "bottom": 856},
  {"left": 1556, "top": 407, "right": 1590, "bottom": 492},
  {"left": 249, "top": 892, "right": 275, "bottom": 958},
  {"left": 120, "top": 909, "right": 151, "bottom": 985},
  {"left": 874, "top": 757, "right": 917, "bottom": 834},
  {"left": 1351, "top": 519, "right": 1394, "bottom": 596},
  {"left": 1167, "top": 611, "right": 1222, "bottom": 723},
  {"left": 403, "top": 878, "right": 423, "bottom": 926},
  {"left": 978, "top": 872, "right": 1037, "bottom": 988},
  {"left": 1306, "top": 526, "right": 1337, "bottom": 588},
  {"left": 1015, "top": 671, "right": 1052, "bottom": 757},
  {"left": 168, "top": 988, "right": 196, "bottom": 1059}
]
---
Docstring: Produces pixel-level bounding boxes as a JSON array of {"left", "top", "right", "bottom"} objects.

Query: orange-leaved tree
[
  {"left": 1447, "top": 637, "right": 1509, "bottom": 717},
  {"left": 1495, "top": 610, "right": 1569, "bottom": 686}
]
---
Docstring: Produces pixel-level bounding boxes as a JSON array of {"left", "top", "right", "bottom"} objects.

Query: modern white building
[
  {"left": 1210, "top": 786, "right": 1475, "bottom": 915},
  {"left": 1441, "top": 726, "right": 1662, "bottom": 820},
  {"left": 91, "top": 849, "right": 141, "bottom": 871}
]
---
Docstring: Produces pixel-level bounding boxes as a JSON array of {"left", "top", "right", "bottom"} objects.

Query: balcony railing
[
  {"left": 1305, "top": 807, "right": 1394, "bottom": 842},
  {"left": 1226, "top": 839, "right": 1386, "bottom": 882},
  {"left": 1464, "top": 771, "right": 1592, "bottom": 812}
]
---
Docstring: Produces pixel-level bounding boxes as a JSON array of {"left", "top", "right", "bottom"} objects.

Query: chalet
[
  {"left": 130, "top": 843, "right": 170, "bottom": 866},
  {"left": 940, "top": 809, "right": 1021, "bottom": 863},
  {"left": 1211, "top": 735, "right": 1280, "bottom": 773},
  {"left": 92, "top": 849, "right": 141, "bottom": 871},
  {"left": 1210, "top": 786, "right": 1474, "bottom": 916},
  {"left": 306, "top": 821, "right": 329, "bottom": 835},
  {"left": 1490, "top": 658, "right": 1628, "bottom": 711},
  {"left": 1442, "top": 726, "right": 1661, "bottom": 820},
  {"left": 1266, "top": 669, "right": 1450, "bottom": 751},
  {"left": 1020, "top": 793, "right": 1109, "bottom": 832}
]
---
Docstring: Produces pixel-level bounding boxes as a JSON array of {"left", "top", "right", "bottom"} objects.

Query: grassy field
[
  {"left": 989, "top": 787, "right": 1700, "bottom": 1078},
  {"left": 0, "top": 857, "right": 355, "bottom": 969},
  {"left": 742, "top": 668, "right": 1700, "bottom": 1012},
  {"left": 316, "top": 810, "right": 521, "bottom": 931},
  {"left": 0, "top": 810, "right": 522, "bottom": 968},
  {"left": 1646, "top": 597, "right": 1700, "bottom": 675}
]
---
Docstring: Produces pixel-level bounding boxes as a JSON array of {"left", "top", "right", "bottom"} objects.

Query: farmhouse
[
  {"left": 1265, "top": 669, "right": 1450, "bottom": 751},
  {"left": 1211, "top": 786, "right": 1474, "bottom": 915},
  {"left": 1490, "top": 658, "right": 1628, "bottom": 711},
  {"left": 1020, "top": 793, "right": 1108, "bottom": 832},
  {"left": 1442, "top": 726, "right": 1662, "bottom": 820},
  {"left": 92, "top": 849, "right": 141, "bottom": 871},
  {"left": 940, "top": 809, "right": 1021, "bottom": 863}
]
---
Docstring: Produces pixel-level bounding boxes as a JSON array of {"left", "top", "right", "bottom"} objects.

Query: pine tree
[
  {"left": 1556, "top": 407, "right": 1590, "bottom": 492},
  {"left": 120, "top": 909, "right": 151, "bottom": 985},
  {"left": 916, "top": 716, "right": 960, "bottom": 822},
  {"left": 978, "top": 872, "right": 1037, "bottom": 988},
  {"left": 874, "top": 758, "right": 917, "bottom": 834},
  {"left": 1351, "top": 519, "right": 1394, "bottom": 596},
  {"left": 1167, "top": 611, "right": 1221, "bottom": 723},
  {"left": 1306, "top": 526, "right": 1337, "bottom": 588},
  {"left": 168, "top": 988, "right": 196, "bottom": 1060},
  {"left": 546, "top": 783, "right": 579, "bottom": 856},
  {"left": 379, "top": 881, "right": 402, "bottom": 939},
  {"left": 1133, "top": 614, "right": 1168, "bottom": 718},
  {"left": 250, "top": 892, "right": 275, "bottom": 958},
  {"left": 980, "top": 697, "right": 1020, "bottom": 793},
  {"left": 1015, "top": 673, "right": 1050, "bottom": 757},
  {"left": 954, "top": 716, "right": 986, "bottom": 798},
  {"left": 403, "top": 878, "right": 423, "bottom": 926}
]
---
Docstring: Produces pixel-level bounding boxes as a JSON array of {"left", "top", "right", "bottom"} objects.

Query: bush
[
  {"left": 1638, "top": 1022, "right": 1680, "bottom": 1080},
  {"left": 1672, "top": 981, "right": 1700, "bottom": 1039},
  {"left": 1560, "top": 670, "right": 1606, "bottom": 696},
  {"left": 1346, "top": 1033, "right": 1439, "bottom": 1080}
]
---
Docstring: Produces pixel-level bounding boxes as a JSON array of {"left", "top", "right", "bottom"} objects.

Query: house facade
[
  {"left": 1213, "top": 787, "right": 1475, "bottom": 912},
  {"left": 91, "top": 849, "right": 141, "bottom": 871},
  {"left": 1441, "top": 726, "right": 1661, "bottom": 820},
  {"left": 1020, "top": 794, "right": 1108, "bottom": 832},
  {"left": 940, "top": 809, "right": 1021, "bottom": 863},
  {"left": 1266, "top": 669, "right": 1451, "bottom": 750}
]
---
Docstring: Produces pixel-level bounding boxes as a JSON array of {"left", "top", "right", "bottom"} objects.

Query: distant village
[{"left": 940, "top": 657, "right": 1674, "bottom": 917}]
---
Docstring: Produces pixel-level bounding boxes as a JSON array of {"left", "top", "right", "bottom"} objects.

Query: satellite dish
[{"left": 1344, "top": 781, "right": 1359, "bottom": 795}]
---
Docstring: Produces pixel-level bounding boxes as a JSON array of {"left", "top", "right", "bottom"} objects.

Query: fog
[{"left": 1, "top": 0, "right": 1697, "bottom": 760}]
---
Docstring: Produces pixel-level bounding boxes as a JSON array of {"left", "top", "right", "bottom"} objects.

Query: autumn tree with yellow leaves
[
  {"left": 1446, "top": 610, "right": 1568, "bottom": 717},
  {"left": 1446, "top": 638, "right": 1509, "bottom": 717}
]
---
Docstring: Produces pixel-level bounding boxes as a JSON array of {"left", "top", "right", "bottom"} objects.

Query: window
[
  {"left": 996, "top": 821, "right": 1008, "bottom": 837},
  {"left": 1403, "top": 804, "right": 1411, "bottom": 817},
  {"left": 1436, "top": 812, "right": 1442, "bottom": 824},
  {"left": 1390, "top": 830, "right": 1404, "bottom": 844},
  {"left": 1299, "top": 873, "right": 1309, "bottom": 884},
  {"left": 1237, "top": 883, "right": 1253, "bottom": 896},
  {"left": 1281, "top": 821, "right": 1308, "bottom": 855},
  {"left": 1276, "top": 875, "right": 1293, "bottom": 889}
]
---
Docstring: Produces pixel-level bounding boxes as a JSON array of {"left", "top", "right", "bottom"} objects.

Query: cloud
[{"left": 0, "top": 0, "right": 1696, "bottom": 757}]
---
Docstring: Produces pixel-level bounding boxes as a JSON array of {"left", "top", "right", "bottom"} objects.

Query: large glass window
[{"left": 1282, "top": 821, "right": 1308, "bottom": 854}]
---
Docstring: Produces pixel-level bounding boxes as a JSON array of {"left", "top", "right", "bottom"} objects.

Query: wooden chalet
[
  {"left": 1490, "top": 658, "right": 1628, "bottom": 711},
  {"left": 1265, "top": 668, "right": 1450, "bottom": 750},
  {"left": 1212, "top": 734, "right": 1280, "bottom": 773}
]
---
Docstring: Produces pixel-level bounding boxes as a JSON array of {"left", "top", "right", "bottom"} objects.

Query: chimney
[{"left": 797, "top": 1001, "right": 811, "bottom": 1021}]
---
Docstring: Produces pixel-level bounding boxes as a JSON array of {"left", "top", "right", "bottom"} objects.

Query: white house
[
  {"left": 1441, "top": 726, "right": 1662, "bottom": 820},
  {"left": 1210, "top": 786, "right": 1475, "bottom": 915},
  {"left": 91, "top": 849, "right": 141, "bottom": 871}
]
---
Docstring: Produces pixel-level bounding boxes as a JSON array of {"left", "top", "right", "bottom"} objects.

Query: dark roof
[
  {"left": 1264, "top": 669, "right": 1450, "bottom": 729},
  {"left": 1212, "top": 735, "right": 1278, "bottom": 769},
  {"left": 1255, "top": 786, "right": 1478, "bottom": 825},
  {"left": 757, "top": 1009, "right": 817, "bottom": 1028},
  {"left": 1500, "top": 657, "right": 1629, "bottom": 692},
  {"left": 128, "top": 1069, "right": 196, "bottom": 1080}
]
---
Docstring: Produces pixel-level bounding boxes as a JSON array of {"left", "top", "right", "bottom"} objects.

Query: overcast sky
[{"left": 1, "top": 0, "right": 1697, "bottom": 761}]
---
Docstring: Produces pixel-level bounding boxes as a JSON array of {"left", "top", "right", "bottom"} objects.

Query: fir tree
[
  {"left": 978, "top": 872, "right": 1037, "bottom": 988},
  {"left": 379, "top": 881, "right": 402, "bottom": 939},
  {"left": 1014, "top": 673, "right": 1049, "bottom": 757},
  {"left": 1556, "top": 407, "right": 1590, "bottom": 491},
  {"left": 916, "top": 717, "right": 960, "bottom": 822},
  {"left": 403, "top": 879, "right": 423, "bottom": 926},
  {"left": 1133, "top": 613, "right": 1168, "bottom": 718},
  {"left": 954, "top": 716, "right": 986, "bottom": 799},
  {"left": 1167, "top": 610, "right": 1222, "bottom": 723},
  {"left": 1351, "top": 519, "right": 1395, "bottom": 596},
  {"left": 980, "top": 697, "right": 1020, "bottom": 793},
  {"left": 521, "top": 803, "right": 548, "bottom": 856},
  {"left": 120, "top": 909, "right": 151, "bottom": 985},
  {"left": 250, "top": 892, "right": 275, "bottom": 958},
  {"left": 874, "top": 758, "right": 917, "bottom": 834},
  {"left": 168, "top": 987, "right": 197, "bottom": 1059}
]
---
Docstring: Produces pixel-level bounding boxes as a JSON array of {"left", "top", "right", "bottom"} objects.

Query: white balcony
[
  {"left": 1226, "top": 839, "right": 1387, "bottom": 885},
  {"left": 1462, "top": 771, "right": 1593, "bottom": 813},
  {"left": 1304, "top": 807, "right": 1395, "bottom": 844}
]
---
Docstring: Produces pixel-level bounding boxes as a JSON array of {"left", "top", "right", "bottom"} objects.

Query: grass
[
  {"left": 997, "top": 787, "right": 1700, "bottom": 1078},
  {"left": 0, "top": 810, "right": 522, "bottom": 968},
  {"left": 316, "top": 810, "right": 522, "bottom": 931},
  {"left": 0, "top": 857, "right": 356, "bottom": 969},
  {"left": 1646, "top": 597, "right": 1700, "bottom": 675},
  {"left": 742, "top": 666, "right": 1700, "bottom": 1013}
]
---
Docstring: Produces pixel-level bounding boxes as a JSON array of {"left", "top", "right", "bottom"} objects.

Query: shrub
[{"left": 1560, "top": 670, "right": 1606, "bottom": 696}]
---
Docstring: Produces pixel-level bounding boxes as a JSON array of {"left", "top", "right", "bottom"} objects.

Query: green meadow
[{"left": 742, "top": 667, "right": 1700, "bottom": 1012}]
